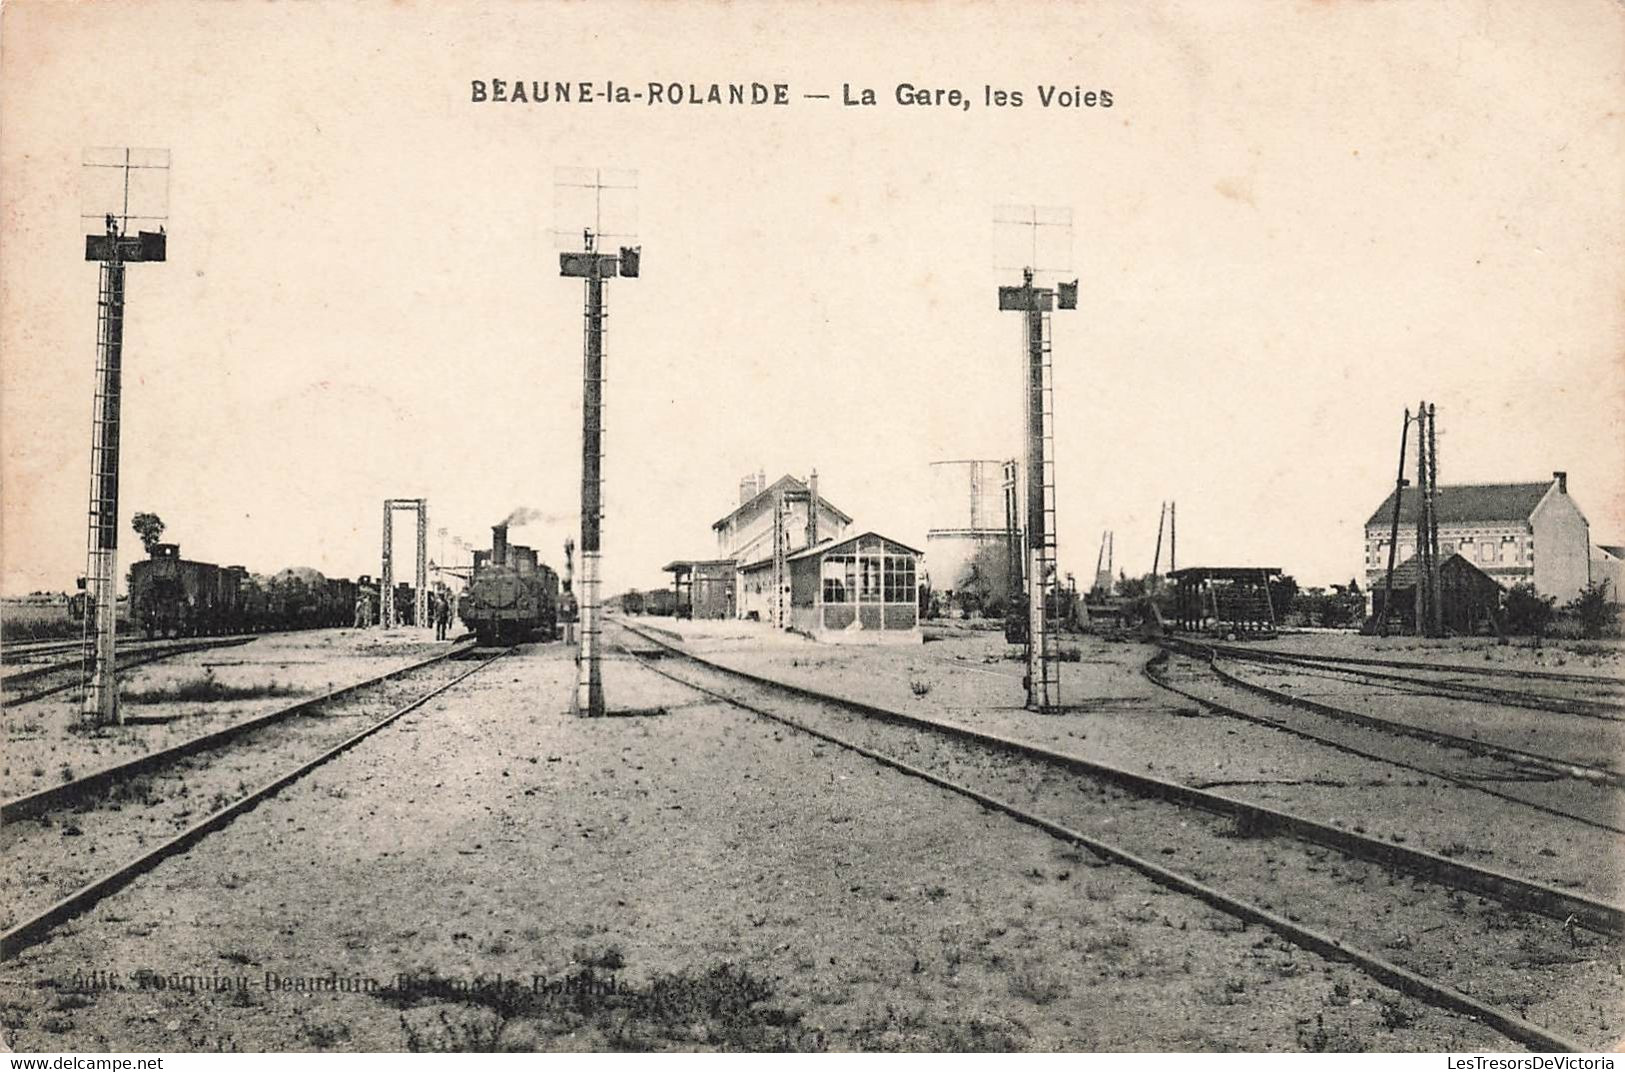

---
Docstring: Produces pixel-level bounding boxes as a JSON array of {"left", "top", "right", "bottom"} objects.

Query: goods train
[
  {"left": 459, "top": 523, "right": 560, "bottom": 645},
  {"left": 79, "top": 543, "right": 376, "bottom": 638}
]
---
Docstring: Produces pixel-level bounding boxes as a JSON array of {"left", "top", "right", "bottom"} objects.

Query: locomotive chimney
[{"left": 491, "top": 523, "right": 509, "bottom": 568}]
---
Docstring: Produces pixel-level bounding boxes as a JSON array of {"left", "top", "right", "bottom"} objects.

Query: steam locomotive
[
  {"left": 114, "top": 543, "right": 365, "bottom": 637},
  {"left": 459, "top": 523, "right": 560, "bottom": 645}
]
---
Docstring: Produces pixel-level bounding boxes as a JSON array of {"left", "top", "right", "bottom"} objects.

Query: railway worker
[
  {"left": 354, "top": 592, "right": 368, "bottom": 629},
  {"left": 435, "top": 590, "right": 451, "bottom": 640}
]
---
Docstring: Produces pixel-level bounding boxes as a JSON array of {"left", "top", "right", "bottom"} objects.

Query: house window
[
  {"left": 822, "top": 555, "right": 854, "bottom": 604},
  {"left": 883, "top": 555, "right": 916, "bottom": 603},
  {"left": 1479, "top": 542, "right": 1497, "bottom": 564}
]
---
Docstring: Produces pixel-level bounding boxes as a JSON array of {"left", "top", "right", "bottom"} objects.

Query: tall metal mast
[
  {"left": 79, "top": 148, "right": 168, "bottom": 726},
  {"left": 555, "top": 168, "right": 640, "bottom": 717},
  {"left": 996, "top": 205, "right": 1076, "bottom": 711}
]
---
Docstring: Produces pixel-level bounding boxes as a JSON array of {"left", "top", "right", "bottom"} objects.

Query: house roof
[
  {"left": 1597, "top": 545, "right": 1625, "bottom": 561},
  {"left": 1363, "top": 481, "right": 1554, "bottom": 529},
  {"left": 711, "top": 474, "right": 854, "bottom": 531},
  {"left": 737, "top": 531, "right": 923, "bottom": 573},
  {"left": 1380, "top": 552, "right": 1502, "bottom": 590}
]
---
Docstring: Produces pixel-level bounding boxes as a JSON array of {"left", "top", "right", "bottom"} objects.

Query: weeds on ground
[
  {"left": 909, "top": 680, "right": 931, "bottom": 697},
  {"left": 386, "top": 963, "right": 820, "bottom": 1052},
  {"left": 122, "top": 669, "right": 303, "bottom": 704},
  {"left": 1379, "top": 997, "right": 1419, "bottom": 1030},
  {"left": 1297, "top": 1013, "right": 1367, "bottom": 1052},
  {"left": 849, "top": 1004, "right": 1022, "bottom": 1052},
  {"left": 1007, "top": 963, "right": 1069, "bottom": 1005}
]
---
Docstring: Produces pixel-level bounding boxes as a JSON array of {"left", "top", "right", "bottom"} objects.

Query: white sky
[{"left": 3, "top": 1, "right": 1621, "bottom": 596}]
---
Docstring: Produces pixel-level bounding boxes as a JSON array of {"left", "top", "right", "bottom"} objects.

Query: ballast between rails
[
  {"left": 611, "top": 622, "right": 1589, "bottom": 1053},
  {"left": 0, "top": 637, "right": 252, "bottom": 689},
  {"left": 1, "top": 641, "right": 506, "bottom": 961},
  {"left": 615, "top": 619, "right": 1623, "bottom": 937},
  {"left": 1182, "top": 640, "right": 1623, "bottom": 721},
  {"left": 2, "top": 635, "right": 478, "bottom": 824},
  {"left": 1158, "top": 638, "right": 1621, "bottom": 789}
]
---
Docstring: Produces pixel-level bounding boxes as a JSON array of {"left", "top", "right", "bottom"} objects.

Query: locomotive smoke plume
[{"left": 501, "top": 506, "right": 564, "bottom": 527}]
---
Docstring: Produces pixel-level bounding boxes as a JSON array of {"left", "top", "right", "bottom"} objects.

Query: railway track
[
  {"left": 1194, "top": 642, "right": 1624, "bottom": 722},
  {"left": 1, "top": 637, "right": 497, "bottom": 960},
  {"left": 612, "top": 620, "right": 1622, "bottom": 1052},
  {"left": 1, "top": 639, "right": 88, "bottom": 661},
  {"left": 1205, "top": 642, "right": 1625, "bottom": 687},
  {"left": 1, "top": 637, "right": 257, "bottom": 706},
  {"left": 1147, "top": 644, "right": 1623, "bottom": 836}
]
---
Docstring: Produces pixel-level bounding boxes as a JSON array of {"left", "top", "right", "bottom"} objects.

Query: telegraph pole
[{"left": 1376, "top": 408, "right": 1411, "bottom": 636}]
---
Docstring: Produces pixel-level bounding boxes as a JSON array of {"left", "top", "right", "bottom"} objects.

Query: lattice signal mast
[
  {"left": 995, "top": 206, "right": 1077, "bottom": 713},
  {"left": 79, "top": 149, "right": 169, "bottom": 726},
  {"left": 554, "top": 168, "right": 640, "bottom": 717}
]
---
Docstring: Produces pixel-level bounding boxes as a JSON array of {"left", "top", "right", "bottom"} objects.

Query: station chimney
[{"left": 806, "top": 469, "right": 819, "bottom": 548}]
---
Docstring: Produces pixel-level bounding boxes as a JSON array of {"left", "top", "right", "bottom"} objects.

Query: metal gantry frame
[{"left": 381, "top": 498, "right": 428, "bottom": 629}]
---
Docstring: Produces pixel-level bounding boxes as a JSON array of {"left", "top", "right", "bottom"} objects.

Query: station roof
[
  {"left": 737, "top": 531, "right": 923, "bottom": 573},
  {"left": 661, "top": 559, "right": 738, "bottom": 574},
  {"left": 712, "top": 474, "right": 853, "bottom": 531},
  {"left": 1363, "top": 481, "right": 1556, "bottom": 529}
]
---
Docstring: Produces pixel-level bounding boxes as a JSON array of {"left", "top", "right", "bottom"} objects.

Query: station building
[
  {"left": 713, "top": 471, "right": 852, "bottom": 563},
  {"left": 737, "top": 532, "right": 923, "bottom": 643},
  {"left": 664, "top": 470, "right": 923, "bottom": 641}
]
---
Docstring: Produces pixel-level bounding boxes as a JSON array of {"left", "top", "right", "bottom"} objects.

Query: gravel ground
[
  {"left": 1, "top": 652, "right": 488, "bottom": 932},
  {"left": 621, "top": 633, "right": 1623, "bottom": 1051},
  {"left": 645, "top": 620, "right": 1624, "bottom": 905},
  {"left": 0, "top": 641, "right": 1510, "bottom": 1052},
  {"left": 1251, "top": 633, "right": 1625, "bottom": 680},
  {"left": 3, "top": 629, "right": 452, "bottom": 800},
  {"left": 1216, "top": 659, "right": 1625, "bottom": 775}
]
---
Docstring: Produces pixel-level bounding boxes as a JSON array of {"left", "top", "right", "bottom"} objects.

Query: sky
[{"left": 2, "top": 0, "right": 1622, "bottom": 597}]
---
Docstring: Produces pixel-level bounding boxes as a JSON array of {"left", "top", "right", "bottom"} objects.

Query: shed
[
  {"left": 738, "top": 531, "right": 923, "bottom": 643},
  {"left": 1169, "top": 566, "right": 1281, "bottom": 636},
  {"left": 1371, "top": 553, "right": 1503, "bottom": 635},
  {"left": 661, "top": 559, "right": 737, "bottom": 620}
]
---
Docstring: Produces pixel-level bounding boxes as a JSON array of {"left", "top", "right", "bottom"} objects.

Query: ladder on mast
[{"left": 1031, "top": 308, "right": 1061, "bottom": 707}]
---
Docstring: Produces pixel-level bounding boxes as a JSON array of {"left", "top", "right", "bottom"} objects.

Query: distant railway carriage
[
  {"left": 129, "top": 544, "right": 242, "bottom": 637},
  {"left": 459, "top": 523, "right": 560, "bottom": 645},
  {"left": 126, "top": 543, "right": 362, "bottom": 637},
  {"left": 641, "top": 587, "right": 678, "bottom": 617}
]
